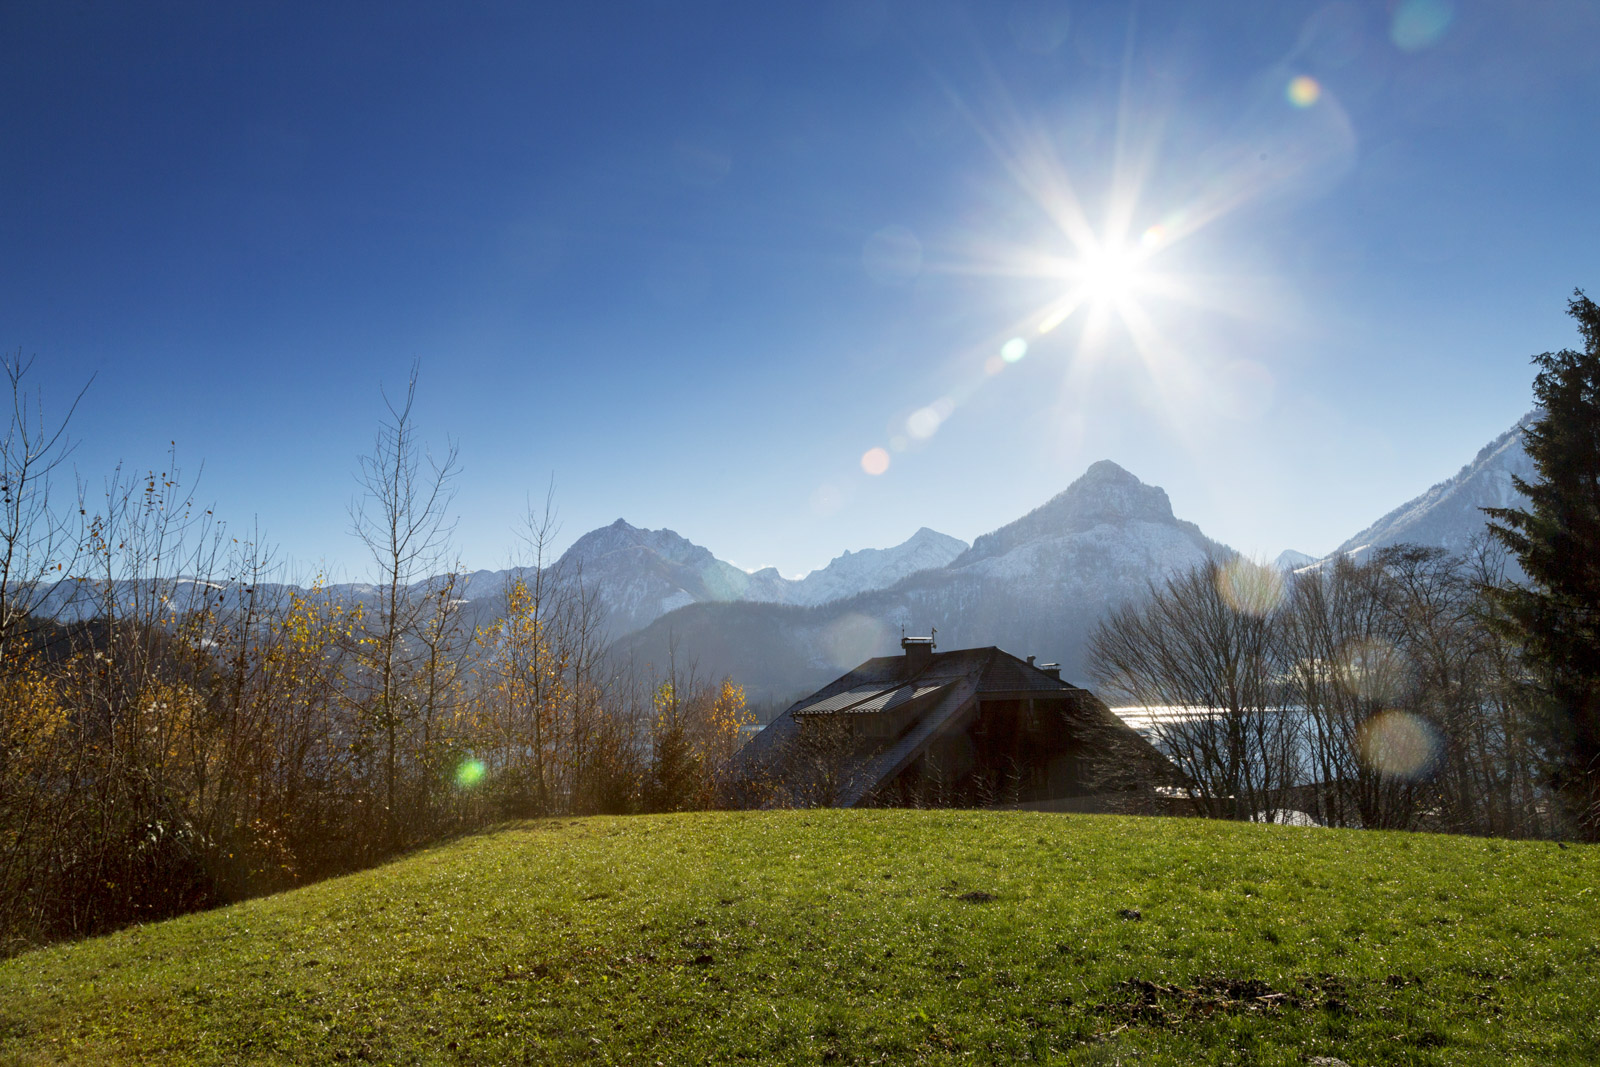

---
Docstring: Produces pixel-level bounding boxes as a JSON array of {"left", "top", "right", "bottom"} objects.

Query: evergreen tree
[{"left": 1486, "top": 290, "right": 1600, "bottom": 838}]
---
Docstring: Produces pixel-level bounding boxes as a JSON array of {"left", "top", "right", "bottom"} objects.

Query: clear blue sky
[{"left": 4, "top": 1, "right": 1595, "bottom": 580}]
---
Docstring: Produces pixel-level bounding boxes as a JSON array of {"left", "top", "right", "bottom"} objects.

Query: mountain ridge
[
  {"left": 1330, "top": 411, "right": 1537, "bottom": 561},
  {"left": 611, "top": 459, "right": 1231, "bottom": 702}
]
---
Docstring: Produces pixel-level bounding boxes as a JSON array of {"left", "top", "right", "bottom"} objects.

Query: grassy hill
[{"left": 1, "top": 810, "right": 1596, "bottom": 1065}]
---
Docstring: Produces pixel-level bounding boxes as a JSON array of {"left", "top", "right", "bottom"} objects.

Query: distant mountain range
[
  {"left": 611, "top": 460, "right": 1228, "bottom": 702},
  {"left": 38, "top": 414, "right": 1540, "bottom": 708},
  {"left": 455, "top": 520, "right": 972, "bottom": 638},
  {"left": 600, "top": 416, "right": 1543, "bottom": 703}
]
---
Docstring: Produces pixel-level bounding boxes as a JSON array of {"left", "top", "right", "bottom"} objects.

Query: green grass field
[{"left": 1, "top": 810, "right": 1596, "bottom": 1065}]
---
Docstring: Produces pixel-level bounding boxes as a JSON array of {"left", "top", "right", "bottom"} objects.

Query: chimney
[
  {"left": 1026, "top": 655, "right": 1036, "bottom": 666},
  {"left": 1038, "top": 661, "right": 1061, "bottom": 681},
  {"left": 901, "top": 635, "right": 934, "bottom": 675}
]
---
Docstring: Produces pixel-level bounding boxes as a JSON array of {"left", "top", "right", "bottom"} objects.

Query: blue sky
[{"left": 4, "top": 1, "right": 1596, "bottom": 579}]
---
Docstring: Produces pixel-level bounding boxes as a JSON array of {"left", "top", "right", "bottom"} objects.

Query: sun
[
  {"left": 855, "top": 59, "right": 1343, "bottom": 473},
  {"left": 1028, "top": 234, "right": 1156, "bottom": 336},
  {"left": 1076, "top": 241, "right": 1145, "bottom": 307}
]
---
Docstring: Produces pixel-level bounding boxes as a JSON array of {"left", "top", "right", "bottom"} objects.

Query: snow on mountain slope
[
  {"left": 536, "top": 519, "right": 757, "bottom": 637},
  {"left": 954, "top": 460, "right": 1202, "bottom": 567},
  {"left": 1273, "top": 549, "right": 1318, "bottom": 572},
  {"left": 451, "top": 520, "right": 970, "bottom": 639},
  {"left": 612, "top": 461, "right": 1231, "bottom": 702},
  {"left": 1333, "top": 413, "right": 1537, "bottom": 559},
  {"left": 788, "top": 527, "right": 968, "bottom": 606}
]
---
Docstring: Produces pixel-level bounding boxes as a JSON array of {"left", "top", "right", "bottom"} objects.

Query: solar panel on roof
[
  {"left": 793, "top": 682, "right": 901, "bottom": 715},
  {"left": 870, "top": 681, "right": 940, "bottom": 713},
  {"left": 848, "top": 682, "right": 946, "bottom": 714},
  {"left": 795, "top": 681, "right": 950, "bottom": 716}
]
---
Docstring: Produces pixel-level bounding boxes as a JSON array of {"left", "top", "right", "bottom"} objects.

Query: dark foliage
[{"left": 1486, "top": 290, "right": 1600, "bottom": 838}]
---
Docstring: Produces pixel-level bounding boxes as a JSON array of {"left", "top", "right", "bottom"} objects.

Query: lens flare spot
[
  {"left": 1215, "top": 557, "right": 1286, "bottom": 617},
  {"left": 907, "top": 406, "right": 943, "bottom": 439},
  {"left": 1357, "top": 710, "right": 1442, "bottom": 781},
  {"left": 1340, "top": 638, "right": 1403, "bottom": 704},
  {"left": 455, "top": 759, "right": 486, "bottom": 789},
  {"left": 673, "top": 138, "right": 733, "bottom": 188},
  {"left": 1216, "top": 359, "right": 1276, "bottom": 421},
  {"left": 1007, "top": 1, "right": 1071, "bottom": 55},
  {"left": 860, "top": 447, "right": 890, "bottom": 475},
  {"left": 1038, "top": 307, "right": 1069, "bottom": 333},
  {"left": 862, "top": 225, "right": 923, "bottom": 284},
  {"left": 1286, "top": 75, "right": 1322, "bottom": 108},
  {"left": 810, "top": 482, "right": 844, "bottom": 516},
  {"left": 822, "top": 613, "right": 893, "bottom": 670},
  {"left": 984, "top": 354, "right": 1005, "bottom": 376},
  {"left": 1391, "top": 0, "right": 1455, "bottom": 51},
  {"left": 1139, "top": 224, "right": 1167, "bottom": 249},
  {"left": 1001, "top": 337, "right": 1029, "bottom": 363}
]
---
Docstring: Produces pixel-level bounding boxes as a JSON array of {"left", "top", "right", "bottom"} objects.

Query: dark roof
[
  {"left": 737, "top": 646, "right": 1087, "bottom": 792},
  {"left": 834, "top": 676, "right": 978, "bottom": 805},
  {"left": 794, "top": 646, "right": 1080, "bottom": 707},
  {"left": 976, "top": 654, "right": 1076, "bottom": 694},
  {"left": 734, "top": 643, "right": 1178, "bottom": 808}
]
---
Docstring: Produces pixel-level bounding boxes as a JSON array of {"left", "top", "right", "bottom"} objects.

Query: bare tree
[
  {"left": 0, "top": 354, "right": 88, "bottom": 657},
  {"left": 349, "top": 365, "right": 461, "bottom": 851},
  {"left": 1278, "top": 554, "right": 1429, "bottom": 830},
  {"left": 1089, "top": 557, "right": 1302, "bottom": 820},
  {"left": 1271, "top": 546, "right": 1550, "bottom": 835}
]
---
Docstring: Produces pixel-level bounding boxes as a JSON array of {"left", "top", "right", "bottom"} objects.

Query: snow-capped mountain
[
  {"left": 1331, "top": 412, "right": 1537, "bottom": 560},
  {"left": 534, "top": 519, "right": 757, "bottom": 636},
  {"left": 611, "top": 460, "right": 1230, "bottom": 702},
  {"left": 947, "top": 460, "right": 1218, "bottom": 579},
  {"left": 776, "top": 527, "right": 968, "bottom": 607},
  {"left": 453, "top": 519, "right": 969, "bottom": 640},
  {"left": 1273, "top": 549, "right": 1318, "bottom": 572}
]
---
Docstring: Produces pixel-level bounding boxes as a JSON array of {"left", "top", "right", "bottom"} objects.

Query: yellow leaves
[
  {"left": 647, "top": 674, "right": 752, "bottom": 773},
  {"left": 0, "top": 654, "right": 67, "bottom": 771},
  {"left": 704, "top": 677, "right": 753, "bottom": 764},
  {"left": 108, "top": 676, "right": 219, "bottom": 776},
  {"left": 710, "top": 678, "right": 750, "bottom": 727},
  {"left": 280, "top": 588, "right": 357, "bottom": 659}
]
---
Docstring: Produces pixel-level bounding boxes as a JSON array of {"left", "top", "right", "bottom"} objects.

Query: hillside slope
[
  {"left": 3, "top": 811, "right": 1594, "bottom": 1066},
  {"left": 1334, "top": 412, "right": 1537, "bottom": 559}
]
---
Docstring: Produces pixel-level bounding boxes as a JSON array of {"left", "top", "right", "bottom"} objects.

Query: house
[{"left": 732, "top": 636, "right": 1181, "bottom": 808}]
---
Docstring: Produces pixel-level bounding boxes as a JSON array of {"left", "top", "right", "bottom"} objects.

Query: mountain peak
[
  {"left": 1274, "top": 549, "right": 1319, "bottom": 572},
  {"left": 782, "top": 526, "right": 968, "bottom": 606},
  {"left": 1056, "top": 460, "right": 1176, "bottom": 524},
  {"left": 1082, "top": 458, "right": 1137, "bottom": 480},
  {"left": 956, "top": 460, "right": 1203, "bottom": 567},
  {"left": 561, "top": 519, "right": 705, "bottom": 569}
]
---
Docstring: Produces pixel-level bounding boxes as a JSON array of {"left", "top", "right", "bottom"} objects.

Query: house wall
[{"left": 873, "top": 696, "right": 1103, "bottom": 806}]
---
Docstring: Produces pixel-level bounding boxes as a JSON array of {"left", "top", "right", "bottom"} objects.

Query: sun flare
[
  {"left": 861, "top": 63, "right": 1329, "bottom": 475},
  {"left": 1074, "top": 241, "right": 1145, "bottom": 307}
]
